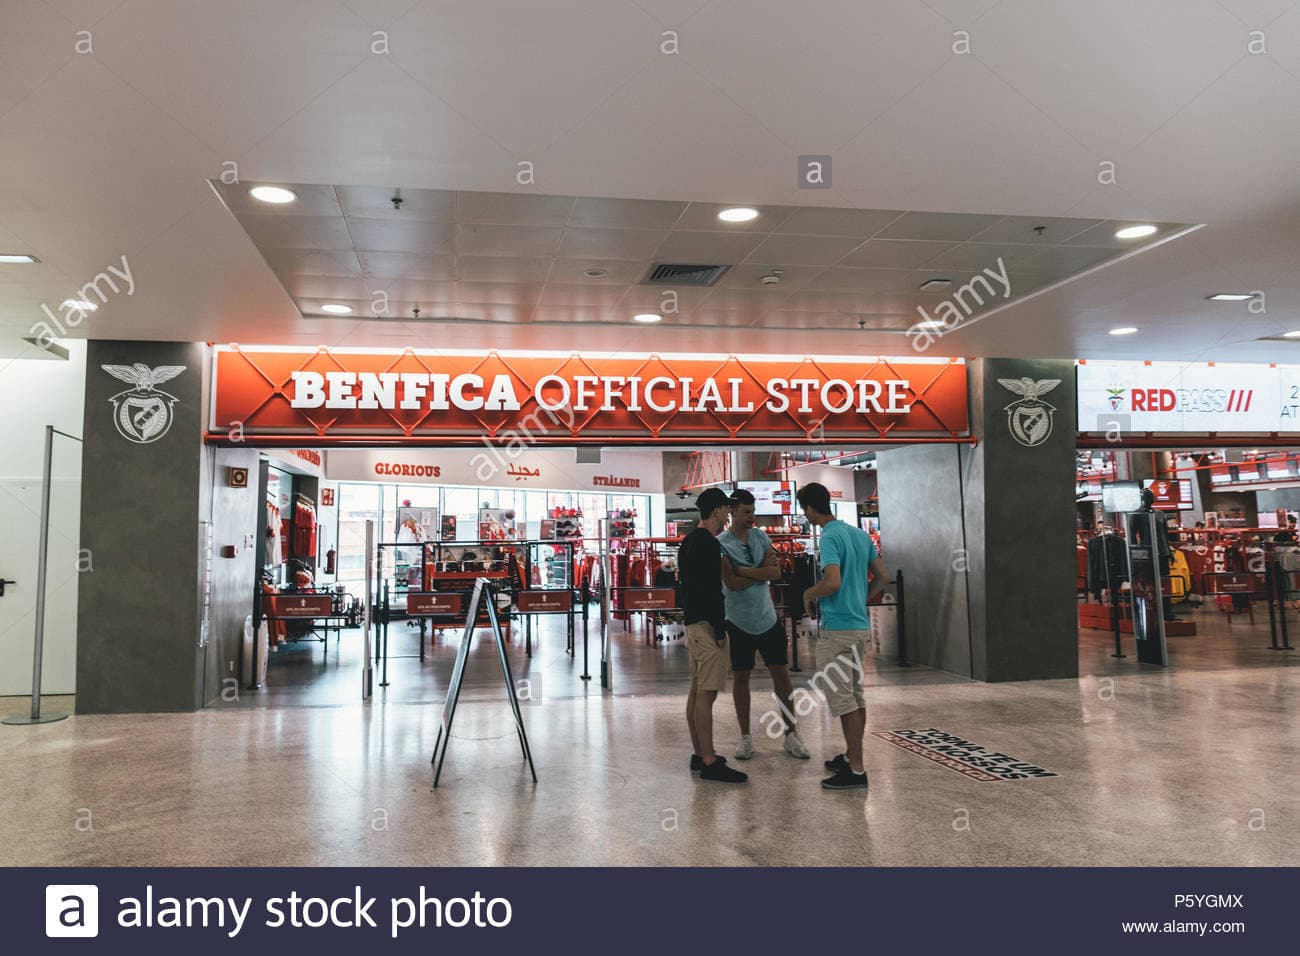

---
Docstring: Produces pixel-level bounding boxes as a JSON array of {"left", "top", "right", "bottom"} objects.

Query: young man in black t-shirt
[{"left": 679, "top": 487, "right": 747, "bottom": 783}]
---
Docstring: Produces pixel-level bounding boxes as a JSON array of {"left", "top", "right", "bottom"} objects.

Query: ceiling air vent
[{"left": 642, "top": 263, "right": 730, "bottom": 286}]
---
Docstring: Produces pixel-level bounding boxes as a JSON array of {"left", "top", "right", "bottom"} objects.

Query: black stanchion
[
  {"left": 1110, "top": 591, "right": 1125, "bottom": 659},
  {"left": 581, "top": 580, "right": 591, "bottom": 681},
  {"left": 1266, "top": 557, "right": 1280, "bottom": 650},
  {"left": 895, "top": 569, "right": 911, "bottom": 668},
  {"left": 1276, "top": 562, "right": 1293, "bottom": 651},
  {"left": 379, "top": 580, "right": 390, "bottom": 687}
]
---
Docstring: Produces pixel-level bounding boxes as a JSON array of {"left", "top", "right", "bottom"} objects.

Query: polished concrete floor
[{"left": 2, "top": 608, "right": 1298, "bottom": 867}]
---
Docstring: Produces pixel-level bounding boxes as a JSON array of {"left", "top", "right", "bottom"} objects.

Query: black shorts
[{"left": 725, "top": 620, "right": 788, "bottom": 671}]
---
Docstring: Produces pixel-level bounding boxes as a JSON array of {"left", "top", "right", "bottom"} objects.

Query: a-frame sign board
[{"left": 431, "top": 578, "right": 537, "bottom": 787}]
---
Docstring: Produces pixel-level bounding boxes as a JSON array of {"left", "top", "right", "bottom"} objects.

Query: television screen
[
  {"left": 1101, "top": 480, "right": 1143, "bottom": 513},
  {"left": 735, "top": 480, "right": 797, "bottom": 516}
]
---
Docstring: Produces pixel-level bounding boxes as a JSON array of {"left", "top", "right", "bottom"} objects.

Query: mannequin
[{"left": 1137, "top": 488, "right": 1177, "bottom": 621}]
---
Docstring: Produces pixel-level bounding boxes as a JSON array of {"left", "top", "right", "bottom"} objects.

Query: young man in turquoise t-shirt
[{"left": 797, "top": 482, "right": 888, "bottom": 791}]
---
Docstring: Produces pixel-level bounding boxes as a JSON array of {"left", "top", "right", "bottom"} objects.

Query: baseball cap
[{"left": 695, "top": 487, "right": 731, "bottom": 517}]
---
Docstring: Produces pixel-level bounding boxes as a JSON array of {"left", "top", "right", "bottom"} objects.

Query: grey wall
[
  {"left": 77, "top": 341, "right": 207, "bottom": 713},
  {"left": 876, "top": 443, "right": 972, "bottom": 675},
  {"left": 1257, "top": 488, "right": 1300, "bottom": 514}
]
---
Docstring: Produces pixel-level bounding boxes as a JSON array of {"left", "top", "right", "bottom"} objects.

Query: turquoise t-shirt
[
  {"left": 818, "top": 519, "right": 877, "bottom": 630},
  {"left": 717, "top": 527, "right": 779, "bottom": 634}
]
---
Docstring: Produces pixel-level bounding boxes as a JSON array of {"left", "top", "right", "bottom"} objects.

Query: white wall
[{"left": 0, "top": 342, "right": 86, "bottom": 695}]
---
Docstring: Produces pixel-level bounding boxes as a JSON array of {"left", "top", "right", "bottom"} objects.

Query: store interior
[
  {"left": 235, "top": 441, "right": 1300, "bottom": 711},
  {"left": 1075, "top": 447, "right": 1300, "bottom": 672},
  {"left": 237, "top": 446, "right": 964, "bottom": 710}
]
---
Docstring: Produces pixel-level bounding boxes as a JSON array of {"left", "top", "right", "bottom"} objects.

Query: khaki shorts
[
  {"left": 812, "top": 629, "right": 868, "bottom": 717},
  {"left": 685, "top": 622, "right": 729, "bottom": 693}
]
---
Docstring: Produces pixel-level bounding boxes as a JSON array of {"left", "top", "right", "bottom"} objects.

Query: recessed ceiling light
[
  {"left": 250, "top": 185, "right": 297, "bottom": 204},
  {"left": 1207, "top": 293, "right": 1254, "bottom": 301},
  {"left": 1109, "top": 326, "right": 1139, "bottom": 335},
  {"left": 62, "top": 299, "right": 98, "bottom": 311},
  {"left": 718, "top": 207, "right": 759, "bottom": 223},
  {"left": 633, "top": 313, "right": 662, "bottom": 324},
  {"left": 1115, "top": 224, "right": 1157, "bottom": 239},
  {"left": 319, "top": 303, "right": 352, "bottom": 314},
  {"left": 914, "top": 320, "right": 947, "bottom": 330},
  {"left": 1283, "top": 330, "right": 1300, "bottom": 338},
  {"left": 0, "top": 254, "right": 38, "bottom": 264},
  {"left": 584, "top": 268, "right": 608, "bottom": 278}
]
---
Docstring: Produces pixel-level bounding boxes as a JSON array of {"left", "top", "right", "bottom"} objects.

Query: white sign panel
[
  {"left": 1078, "top": 361, "right": 1300, "bottom": 433},
  {"left": 324, "top": 448, "right": 664, "bottom": 494}
]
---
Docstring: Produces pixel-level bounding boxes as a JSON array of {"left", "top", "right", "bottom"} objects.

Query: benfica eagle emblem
[
  {"left": 102, "top": 363, "right": 186, "bottom": 444},
  {"left": 998, "top": 377, "right": 1060, "bottom": 447}
]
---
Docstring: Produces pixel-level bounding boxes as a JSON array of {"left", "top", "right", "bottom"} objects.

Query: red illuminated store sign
[{"left": 208, "top": 346, "right": 968, "bottom": 446}]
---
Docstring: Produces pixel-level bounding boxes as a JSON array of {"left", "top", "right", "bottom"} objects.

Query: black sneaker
[
  {"left": 690, "top": 754, "right": 726, "bottom": 772},
  {"left": 821, "top": 768, "right": 869, "bottom": 790},
  {"left": 824, "top": 753, "right": 849, "bottom": 774},
  {"left": 700, "top": 758, "right": 748, "bottom": 783}
]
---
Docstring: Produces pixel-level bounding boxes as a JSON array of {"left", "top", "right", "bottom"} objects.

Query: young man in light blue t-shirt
[
  {"left": 719, "top": 489, "right": 809, "bottom": 762},
  {"left": 798, "top": 482, "right": 888, "bottom": 791}
]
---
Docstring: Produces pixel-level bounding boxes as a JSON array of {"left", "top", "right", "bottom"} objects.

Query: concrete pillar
[
  {"left": 877, "top": 358, "right": 1078, "bottom": 682},
  {"left": 76, "top": 341, "right": 207, "bottom": 713}
]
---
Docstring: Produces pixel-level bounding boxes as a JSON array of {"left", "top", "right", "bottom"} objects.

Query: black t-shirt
[{"left": 678, "top": 527, "right": 724, "bottom": 635}]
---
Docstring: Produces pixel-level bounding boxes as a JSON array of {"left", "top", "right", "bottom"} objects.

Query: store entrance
[{"left": 1075, "top": 447, "right": 1300, "bottom": 674}]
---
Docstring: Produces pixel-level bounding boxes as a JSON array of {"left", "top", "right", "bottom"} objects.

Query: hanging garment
[{"left": 1087, "top": 533, "right": 1128, "bottom": 600}]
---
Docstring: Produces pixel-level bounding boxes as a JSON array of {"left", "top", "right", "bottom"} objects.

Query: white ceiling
[
  {"left": 1, "top": 0, "right": 1299, "bottom": 364},
  {"left": 211, "top": 180, "right": 1185, "bottom": 330}
]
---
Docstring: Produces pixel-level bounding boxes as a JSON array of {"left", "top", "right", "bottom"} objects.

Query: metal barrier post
[
  {"left": 895, "top": 569, "right": 911, "bottom": 667},
  {"left": 3, "top": 425, "right": 76, "bottom": 726},
  {"left": 1266, "top": 556, "right": 1280, "bottom": 650},
  {"left": 1277, "top": 562, "right": 1293, "bottom": 650}
]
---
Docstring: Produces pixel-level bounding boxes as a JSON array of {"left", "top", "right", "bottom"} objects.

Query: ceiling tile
[
  {"left": 456, "top": 192, "right": 575, "bottom": 227},
  {"left": 923, "top": 243, "right": 1040, "bottom": 273},
  {"left": 536, "top": 284, "right": 627, "bottom": 308},
  {"left": 454, "top": 281, "right": 544, "bottom": 306},
  {"left": 745, "top": 234, "right": 865, "bottom": 266},
  {"left": 263, "top": 248, "right": 361, "bottom": 278},
  {"left": 837, "top": 239, "right": 955, "bottom": 270},
  {"left": 547, "top": 258, "right": 648, "bottom": 285},
  {"left": 455, "top": 255, "right": 553, "bottom": 283},
  {"left": 348, "top": 218, "right": 456, "bottom": 255},
  {"left": 569, "top": 196, "right": 688, "bottom": 230},
  {"left": 968, "top": 215, "right": 1102, "bottom": 244},
  {"left": 336, "top": 186, "right": 456, "bottom": 222},
  {"left": 362, "top": 279, "right": 456, "bottom": 302},
  {"left": 238, "top": 214, "right": 354, "bottom": 251},
  {"left": 1015, "top": 245, "right": 1118, "bottom": 276},
  {"left": 803, "top": 268, "right": 908, "bottom": 294},
  {"left": 673, "top": 202, "right": 796, "bottom": 232},
  {"left": 652, "top": 230, "right": 765, "bottom": 263},
  {"left": 621, "top": 286, "right": 716, "bottom": 311},
  {"left": 456, "top": 223, "right": 564, "bottom": 258},
  {"left": 1062, "top": 220, "right": 1184, "bottom": 248},
  {"left": 555, "top": 226, "right": 667, "bottom": 260},
  {"left": 876, "top": 212, "right": 1007, "bottom": 242},
  {"left": 281, "top": 276, "right": 371, "bottom": 299},
  {"left": 774, "top": 207, "right": 903, "bottom": 238},
  {"left": 714, "top": 263, "right": 824, "bottom": 291},
  {"left": 702, "top": 289, "right": 792, "bottom": 313},
  {"left": 358, "top": 252, "right": 455, "bottom": 281},
  {"left": 217, "top": 182, "right": 344, "bottom": 217}
]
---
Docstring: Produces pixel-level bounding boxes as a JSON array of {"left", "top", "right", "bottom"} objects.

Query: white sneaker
[
  {"left": 783, "top": 731, "right": 810, "bottom": 759},
  {"left": 735, "top": 735, "right": 754, "bottom": 760}
]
